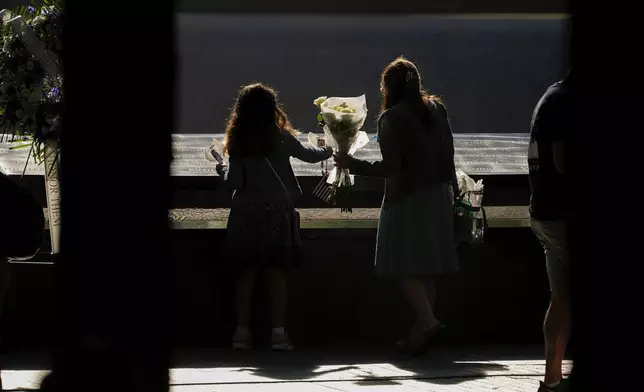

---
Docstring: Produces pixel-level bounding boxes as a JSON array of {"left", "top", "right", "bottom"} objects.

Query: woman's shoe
[
  {"left": 397, "top": 323, "right": 444, "bottom": 348},
  {"left": 398, "top": 322, "right": 443, "bottom": 356},
  {"left": 538, "top": 378, "right": 570, "bottom": 392},
  {"left": 271, "top": 330, "right": 294, "bottom": 351}
]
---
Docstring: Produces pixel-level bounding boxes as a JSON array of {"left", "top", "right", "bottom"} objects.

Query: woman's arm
[
  {"left": 283, "top": 131, "right": 332, "bottom": 163},
  {"left": 346, "top": 111, "right": 402, "bottom": 178}
]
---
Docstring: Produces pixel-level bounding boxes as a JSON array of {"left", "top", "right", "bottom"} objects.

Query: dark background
[
  {"left": 0, "top": 1, "right": 569, "bottom": 135},
  {"left": 177, "top": 0, "right": 567, "bottom": 13},
  {"left": 0, "top": 0, "right": 568, "bottom": 13},
  {"left": 177, "top": 14, "right": 568, "bottom": 135}
]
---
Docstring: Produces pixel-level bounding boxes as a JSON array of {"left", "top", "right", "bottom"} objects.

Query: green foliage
[{"left": 0, "top": 0, "right": 63, "bottom": 168}]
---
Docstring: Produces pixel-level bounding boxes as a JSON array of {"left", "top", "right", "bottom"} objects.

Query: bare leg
[
  {"left": 544, "top": 295, "right": 571, "bottom": 384},
  {"left": 265, "top": 268, "right": 287, "bottom": 328},
  {"left": 400, "top": 277, "right": 440, "bottom": 330},
  {"left": 533, "top": 220, "right": 570, "bottom": 388},
  {"left": 266, "top": 267, "right": 293, "bottom": 350},
  {"left": 235, "top": 269, "right": 258, "bottom": 329}
]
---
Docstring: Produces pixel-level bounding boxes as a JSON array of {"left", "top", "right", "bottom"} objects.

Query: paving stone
[{"left": 1, "top": 346, "right": 571, "bottom": 392}]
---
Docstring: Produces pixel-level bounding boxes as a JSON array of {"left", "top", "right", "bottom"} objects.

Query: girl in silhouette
[{"left": 216, "top": 83, "right": 332, "bottom": 351}]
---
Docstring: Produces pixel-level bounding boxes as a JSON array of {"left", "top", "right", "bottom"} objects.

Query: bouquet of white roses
[{"left": 313, "top": 95, "right": 369, "bottom": 212}]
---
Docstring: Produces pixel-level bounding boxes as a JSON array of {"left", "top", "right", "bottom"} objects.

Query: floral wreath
[{"left": 0, "top": 1, "right": 63, "bottom": 166}]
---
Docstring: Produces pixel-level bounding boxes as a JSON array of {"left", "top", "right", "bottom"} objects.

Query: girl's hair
[
  {"left": 380, "top": 56, "right": 442, "bottom": 128},
  {"left": 223, "top": 83, "right": 298, "bottom": 157}
]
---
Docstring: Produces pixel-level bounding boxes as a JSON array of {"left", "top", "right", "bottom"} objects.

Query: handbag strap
[{"left": 263, "top": 157, "right": 295, "bottom": 209}]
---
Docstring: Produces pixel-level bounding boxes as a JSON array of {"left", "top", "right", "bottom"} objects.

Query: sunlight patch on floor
[
  {"left": 1, "top": 369, "right": 49, "bottom": 390},
  {"left": 1, "top": 359, "right": 569, "bottom": 391}
]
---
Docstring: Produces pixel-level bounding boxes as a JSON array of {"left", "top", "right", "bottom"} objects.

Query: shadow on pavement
[
  {"left": 168, "top": 344, "right": 517, "bottom": 387},
  {"left": 0, "top": 344, "right": 557, "bottom": 390}
]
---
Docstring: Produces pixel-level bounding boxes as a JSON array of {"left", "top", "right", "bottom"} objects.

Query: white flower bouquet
[{"left": 313, "top": 95, "right": 369, "bottom": 212}]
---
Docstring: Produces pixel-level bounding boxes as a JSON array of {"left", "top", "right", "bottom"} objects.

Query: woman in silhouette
[
  {"left": 334, "top": 57, "right": 459, "bottom": 354},
  {"left": 216, "top": 83, "right": 332, "bottom": 351}
]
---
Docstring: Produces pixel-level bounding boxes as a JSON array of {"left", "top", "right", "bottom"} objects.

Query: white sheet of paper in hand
[
  {"left": 205, "top": 138, "right": 225, "bottom": 164},
  {"left": 307, "top": 132, "right": 318, "bottom": 147}
]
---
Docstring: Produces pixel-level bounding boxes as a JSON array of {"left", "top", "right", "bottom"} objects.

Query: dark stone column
[{"left": 41, "top": 1, "right": 175, "bottom": 391}]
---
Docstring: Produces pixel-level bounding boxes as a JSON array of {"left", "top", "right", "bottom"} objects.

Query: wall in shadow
[
  {"left": 177, "top": 15, "right": 567, "bottom": 135},
  {"left": 6, "top": 173, "right": 531, "bottom": 211},
  {"left": 0, "top": 227, "right": 549, "bottom": 350},
  {"left": 174, "top": 227, "right": 550, "bottom": 347}
]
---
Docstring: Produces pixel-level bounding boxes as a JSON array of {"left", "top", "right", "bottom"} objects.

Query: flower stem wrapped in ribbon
[{"left": 313, "top": 95, "right": 369, "bottom": 213}]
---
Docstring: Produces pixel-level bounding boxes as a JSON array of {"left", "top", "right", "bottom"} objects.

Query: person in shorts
[{"left": 528, "top": 70, "right": 572, "bottom": 392}]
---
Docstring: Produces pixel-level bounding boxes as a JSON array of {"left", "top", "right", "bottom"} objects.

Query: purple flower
[
  {"left": 28, "top": 6, "right": 35, "bottom": 13},
  {"left": 47, "top": 87, "right": 60, "bottom": 101}
]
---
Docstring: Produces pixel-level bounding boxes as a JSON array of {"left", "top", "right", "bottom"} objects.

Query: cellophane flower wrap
[{"left": 313, "top": 95, "right": 369, "bottom": 212}]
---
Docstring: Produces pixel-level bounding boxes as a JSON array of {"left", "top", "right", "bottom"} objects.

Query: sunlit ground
[{"left": 1, "top": 359, "right": 572, "bottom": 391}]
